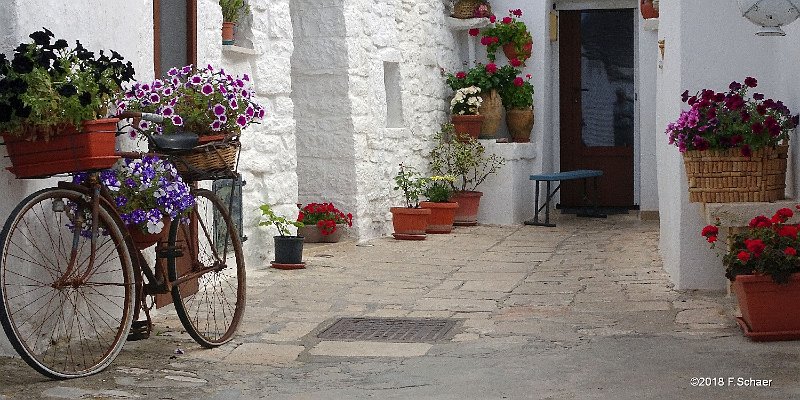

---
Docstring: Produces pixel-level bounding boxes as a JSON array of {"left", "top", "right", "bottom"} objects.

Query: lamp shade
[{"left": 738, "top": 0, "right": 800, "bottom": 36}]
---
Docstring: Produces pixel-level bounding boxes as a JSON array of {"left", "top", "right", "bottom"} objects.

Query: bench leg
[{"left": 525, "top": 180, "right": 557, "bottom": 227}]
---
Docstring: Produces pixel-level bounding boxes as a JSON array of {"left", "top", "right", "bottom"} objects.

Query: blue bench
[{"left": 524, "top": 170, "right": 605, "bottom": 227}]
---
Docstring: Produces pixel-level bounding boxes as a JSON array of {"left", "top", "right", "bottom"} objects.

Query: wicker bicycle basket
[
  {"left": 682, "top": 145, "right": 788, "bottom": 203},
  {"left": 453, "top": 0, "right": 482, "bottom": 18},
  {"left": 172, "top": 138, "right": 240, "bottom": 181}
]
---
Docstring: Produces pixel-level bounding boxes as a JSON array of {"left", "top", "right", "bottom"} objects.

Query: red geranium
[{"left": 297, "top": 202, "right": 353, "bottom": 235}]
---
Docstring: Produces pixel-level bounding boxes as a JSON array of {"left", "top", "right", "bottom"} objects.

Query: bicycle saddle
[{"left": 150, "top": 132, "right": 199, "bottom": 151}]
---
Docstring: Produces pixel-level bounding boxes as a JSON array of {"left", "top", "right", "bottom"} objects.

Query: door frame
[{"left": 552, "top": 0, "right": 640, "bottom": 207}]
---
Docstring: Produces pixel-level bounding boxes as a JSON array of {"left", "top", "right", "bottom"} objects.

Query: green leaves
[
  {"left": 428, "top": 124, "right": 506, "bottom": 192},
  {"left": 393, "top": 164, "right": 428, "bottom": 208},
  {"left": 259, "top": 204, "right": 304, "bottom": 237},
  {"left": 219, "top": 0, "right": 250, "bottom": 23}
]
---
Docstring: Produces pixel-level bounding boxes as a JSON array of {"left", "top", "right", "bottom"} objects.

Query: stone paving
[{"left": 1, "top": 214, "right": 799, "bottom": 399}]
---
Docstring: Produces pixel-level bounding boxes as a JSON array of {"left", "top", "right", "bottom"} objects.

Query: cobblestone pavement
[{"left": 1, "top": 215, "right": 799, "bottom": 399}]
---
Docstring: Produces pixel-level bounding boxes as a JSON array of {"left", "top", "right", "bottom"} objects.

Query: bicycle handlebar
[{"left": 116, "top": 111, "right": 164, "bottom": 124}]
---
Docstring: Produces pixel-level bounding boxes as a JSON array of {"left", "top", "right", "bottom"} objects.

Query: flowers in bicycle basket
[
  {"left": 73, "top": 156, "right": 194, "bottom": 234},
  {"left": 118, "top": 64, "right": 264, "bottom": 138},
  {"left": 297, "top": 202, "right": 353, "bottom": 235}
]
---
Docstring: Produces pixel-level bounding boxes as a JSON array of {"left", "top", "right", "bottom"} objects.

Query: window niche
[{"left": 384, "top": 61, "right": 404, "bottom": 128}]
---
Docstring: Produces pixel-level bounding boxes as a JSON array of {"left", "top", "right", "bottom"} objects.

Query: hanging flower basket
[
  {"left": 682, "top": 145, "right": 787, "bottom": 203},
  {"left": 3, "top": 118, "right": 120, "bottom": 179},
  {"left": 452, "top": 0, "right": 482, "bottom": 19}
]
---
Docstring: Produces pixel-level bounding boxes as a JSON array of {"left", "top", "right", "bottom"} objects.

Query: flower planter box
[
  {"left": 298, "top": 224, "right": 345, "bottom": 243},
  {"left": 3, "top": 119, "right": 120, "bottom": 179},
  {"left": 733, "top": 273, "right": 800, "bottom": 341},
  {"left": 682, "top": 145, "right": 787, "bottom": 203}
]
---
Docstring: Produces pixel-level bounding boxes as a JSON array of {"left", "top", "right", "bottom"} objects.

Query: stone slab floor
[{"left": 1, "top": 215, "right": 799, "bottom": 399}]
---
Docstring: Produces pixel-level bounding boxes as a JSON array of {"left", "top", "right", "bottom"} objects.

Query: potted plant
[
  {"left": 479, "top": 9, "right": 532, "bottom": 63},
  {"left": 446, "top": 63, "right": 517, "bottom": 138},
  {"left": 219, "top": 0, "right": 250, "bottom": 45},
  {"left": 449, "top": 86, "right": 483, "bottom": 140},
  {"left": 259, "top": 204, "right": 306, "bottom": 269},
  {"left": 702, "top": 207, "right": 800, "bottom": 340},
  {"left": 420, "top": 175, "right": 459, "bottom": 234},
  {"left": 666, "top": 77, "right": 798, "bottom": 203},
  {"left": 72, "top": 156, "right": 195, "bottom": 250},
  {"left": 297, "top": 202, "right": 353, "bottom": 243},
  {"left": 120, "top": 64, "right": 264, "bottom": 177},
  {"left": 452, "top": 0, "right": 491, "bottom": 19},
  {"left": 390, "top": 164, "right": 431, "bottom": 240},
  {"left": 641, "top": 0, "right": 659, "bottom": 19},
  {"left": 500, "top": 73, "right": 534, "bottom": 143},
  {"left": 429, "top": 124, "right": 506, "bottom": 226},
  {"left": 0, "top": 29, "right": 136, "bottom": 178}
]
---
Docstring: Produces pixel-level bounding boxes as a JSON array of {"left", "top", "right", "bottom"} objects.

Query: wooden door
[{"left": 559, "top": 9, "right": 635, "bottom": 208}]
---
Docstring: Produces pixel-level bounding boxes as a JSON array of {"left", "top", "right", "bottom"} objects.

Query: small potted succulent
[
  {"left": 420, "top": 175, "right": 458, "bottom": 234},
  {"left": 390, "top": 164, "right": 431, "bottom": 240},
  {"left": 702, "top": 206, "right": 800, "bottom": 340},
  {"left": 478, "top": 9, "right": 532, "bottom": 63},
  {"left": 219, "top": 0, "right": 250, "bottom": 45},
  {"left": 0, "top": 28, "right": 136, "bottom": 178},
  {"left": 297, "top": 202, "right": 353, "bottom": 243},
  {"left": 259, "top": 204, "right": 306, "bottom": 269},
  {"left": 500, "top": 73, "right": 534, "bottom": 142},
  {"left": 429, "top": 124, "right": 506, "bottom": 226},
  {"left": 73, "top": 156, "right": 195, "bottom": 249}
]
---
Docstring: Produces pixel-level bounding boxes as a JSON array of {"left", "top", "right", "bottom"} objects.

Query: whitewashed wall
[{"left": 655, "top": 0, "right": 787, "bottom": 289}]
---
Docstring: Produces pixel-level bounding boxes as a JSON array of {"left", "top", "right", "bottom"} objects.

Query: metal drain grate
[{"left": 317, "top": 317, "right": 458, "bottom": 343}]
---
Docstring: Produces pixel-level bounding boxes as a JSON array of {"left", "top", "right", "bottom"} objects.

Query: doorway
[{"left": 559, "top": 9, "right": 635, "bottom": 208}]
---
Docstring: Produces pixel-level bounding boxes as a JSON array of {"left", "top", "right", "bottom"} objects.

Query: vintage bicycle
[{"left": 0, "top": 112, "right": 245, "bottom": 379}]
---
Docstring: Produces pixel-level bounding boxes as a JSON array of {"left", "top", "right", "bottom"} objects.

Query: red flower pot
[
  {"left": 3, "top": 118, "right": 120, "bottom": 179},
  {"left": 502, "top": 41, "right": 532, "bottom": 63},
  {"left": 451, "top": 114, "right": 483, "bottom": 141},
  {"left": 450, "top": 191, "right": 483, "bottom": 226},
  {"left": 222, "top": 22, "right": 235, "bottom": 44},
  {"left": 420, "top": 201, "right": 459, "bottom": 234},
  {"left": 732, "top": 273, "right": 800, "bottom": 341},
  {"left": 390, "top": 207, "right": 431, "bottom": 240},
  {"left": 640, "top": 0, "right": 658, "bottom": 19},
  {"left": 128, "top": 219, "right": 171, "bottom": 250}
]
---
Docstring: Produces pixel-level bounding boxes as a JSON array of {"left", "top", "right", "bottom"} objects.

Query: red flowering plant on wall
[
  {"left": 702, "top": 207, "right": 800, "bottom": 284},
  {"left": 297, "top": 202, "right": 353, "bottom": 235},
  {"left": 473, "top": 9, "right": 532, "bottom": 62},
  {"left": 666, "top": 77, "right": 798, "bottom": 156}
]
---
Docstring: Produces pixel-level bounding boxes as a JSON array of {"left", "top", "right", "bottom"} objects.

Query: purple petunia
[
  {"left": 172, "top": 115, "right": 183, "bottom": 126},
  {"left": 236, "top": 114, "right": 247, "bottom": 128},
  {"left": 246, "top": 106, "right": 255, "bottom": 118},
  {"left": 201, "top": 83, "right": 214, "bottom": 96},
  {"left": 161, "top": 106, "right": 174, "bottom": 117},
  {"left": 191, "top": 75, "right": 202, "bottom": 85},
  {"left": 168, "top": 67, "right": 179, "bottom": 76},
  {"left": 213, "top": 104, "right": 226, "bottom": 116},
  {"left": 149, "top": 93, "right": 160, "bottom": 103},
  {"left": 211, "top": 120, "right": 222, "bottom": 131},
  {"left": 229, "top": 99, "right": 238, "bottom": 110}
]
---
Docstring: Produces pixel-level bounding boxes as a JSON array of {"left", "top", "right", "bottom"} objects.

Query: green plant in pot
[
  {"left": 429, "top": 123, "right": 506, "bottom": 226},
  {"left": 501, "top": 73, "right": 534, "bottom": 142},
  {"left": 259, "top": 204, "right": 306, "bottom": 269},
  {"left": 421, "top": 175, "right": 459, "bottom": 234},
  {"left": 445, "top": 63, "right": 518, "bottom": 138},
  {"left": 390, "top": 164, "right": 431, "bottom": 240},
  {"left": 0, "top": 29, "right": 136, "bottom": 178},
  {"left": 702, "top": 207, "right": 800, "bottom": 340},
  {"left": 219, "top": 0, "right": 251, "bottom": 44}
]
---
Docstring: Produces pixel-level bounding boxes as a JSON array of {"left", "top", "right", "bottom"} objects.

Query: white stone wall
[
  {"left": 655, "top": 0, "right": 788, "bottom": 289},
  {"left": 343, "top": 0, "right": 459, "bottom": 240}
]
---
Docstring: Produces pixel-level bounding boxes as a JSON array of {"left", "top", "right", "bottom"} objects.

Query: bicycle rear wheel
[
  {"left": 168, "top": 188, "right": 245, "bottom": 347},
  {"left": 0, "top": 188, "right": 134, "bottom": 379}
]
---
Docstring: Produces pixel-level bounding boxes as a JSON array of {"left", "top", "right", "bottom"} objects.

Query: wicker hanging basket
[
  {"left": 682, "top": 145, "right": 788, "bottom": 203},
  {"left": 171, "top": 136, "right": 241, "bottom": 181},
  {"left": 453, "top": 0, "right": 482, "bottom": 19}
]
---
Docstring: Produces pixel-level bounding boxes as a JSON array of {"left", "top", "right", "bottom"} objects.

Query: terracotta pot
[
  {"left": 733, "top": 273, "right": 800, "bottom": 340},
  {"left": 420, "top": 202, "right": 459, "bottom": 234},
  {"left": 128, "top": 219, "right": 171, "bottom": 250},
  {"left": 478, "top": 89, "right": 502, "bottom": 139},
  {"left": 506, "top": 108, "right": 534, "bottom": 143},
  {"left": 640, "top": 0, "right": 659, "bottom": 19},
  {"left": 3, "top": 118, "right": 120, "bottom": 179},
  {"left": 390, "top": 207, "right": 431, "bottom": 240},
  {"left": 450, "top": 191, "right": 483, "bottom": 226},
  {"left": 298, "top": 224, "right": 345, "bottom": 243},
  {"left": 451, "top": 114, "right": 483, "bottom": 141},
  {"left": 222, "top": 22, "right": 235, "bottom": 45},
  {"left": 502, "top": 41, "right": 532, "bottom": 63}
]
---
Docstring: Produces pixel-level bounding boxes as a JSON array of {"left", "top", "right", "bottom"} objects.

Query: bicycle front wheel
[
  {"left": 168, "top": 188, "right": 245, "bottom": 347},
  {"left": 0, "top": 188, "right": 134, "bottom": 379}
]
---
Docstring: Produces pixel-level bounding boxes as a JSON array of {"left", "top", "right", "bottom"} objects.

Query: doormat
[{"left": 317, "top": 317, "right": 458, "bottom": 343}]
